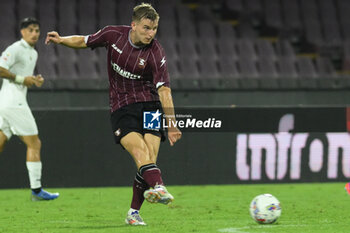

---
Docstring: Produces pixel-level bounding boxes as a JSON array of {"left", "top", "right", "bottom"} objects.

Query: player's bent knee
[{"left": 130, "top": 147, "right": 153, "bottom": 164}]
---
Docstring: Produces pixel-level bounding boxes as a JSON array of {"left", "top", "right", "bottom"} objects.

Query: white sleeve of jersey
[
  {"left": 156, "top": 82, "right": 165, "bottom": 89},
  {"left": 84, "top": 35, "right": 89, "bottom": 44},
  {"left": 0, "top": 46, "right": 17, "bottom": 70}
]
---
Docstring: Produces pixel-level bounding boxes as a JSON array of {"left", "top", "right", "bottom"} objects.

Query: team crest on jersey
[
  {"left": 138, "top": 57, "right": 147, "bottom": 68},
  {"left": 114, "top": 128, "right": 121, "bottom": 137},
  {"left": 3, "top": 53, "right": 10, "bottom": 61}
]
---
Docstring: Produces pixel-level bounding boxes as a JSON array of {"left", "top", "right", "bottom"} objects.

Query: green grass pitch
[{"left": 0, "top": 183, "right": 349, "bottom": 233}]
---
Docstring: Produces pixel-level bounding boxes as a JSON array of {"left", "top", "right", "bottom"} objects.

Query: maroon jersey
[{"left": 86, "top": 26, "right": 170, "bottom": 112}]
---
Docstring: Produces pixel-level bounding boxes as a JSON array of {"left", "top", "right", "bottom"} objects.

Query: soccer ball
[{"left": 249, "top": 194, "right": 281, "bottom": 224}]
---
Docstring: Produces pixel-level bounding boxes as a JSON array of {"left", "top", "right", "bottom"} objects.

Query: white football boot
[
  {"left": 144, "top": 185, "right": 174, "bottom": 205},
  {"left": 125, "top": 209, "right": 146, "bottom": 226}
]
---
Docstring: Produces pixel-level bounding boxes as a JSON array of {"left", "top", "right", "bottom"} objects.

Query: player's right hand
[
  {"left": 45, "top": 31, "right": 61, "bottom": 45},
  {"left": 168, "top": 127, "right": 182, "bottom": 146}
]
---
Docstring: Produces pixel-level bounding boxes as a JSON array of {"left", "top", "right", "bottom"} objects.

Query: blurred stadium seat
[
  {"left": 264, "top": 0, "right": 283, "bottom": 30},
  {"left": 277, "top": 57, "right": 298, "bottom": 79},
  {"left": 98, "top": 0, "right": 117, "bottom": 28},
  {"left": 257, "top": 58, "right": 278, "bottom": 79},
  {"left": 296, "top": 57, "right": 319, "bottom": 79},
  {"left": 281, "top": 0, "right": 302, "bottom": 30},
  {"left": 0, "top": 0, "right": 347, "bottom": 90}
]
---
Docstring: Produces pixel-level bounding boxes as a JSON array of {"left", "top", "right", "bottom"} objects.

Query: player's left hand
[
  {"left": 34, "top": 74, "right": 44, "bottom": 87},
  {"left": 45, "top": 31, "right": 61, "bottom": 45},
  {"left": 168, "top": 127, "right": 182, "bottom": 146}
]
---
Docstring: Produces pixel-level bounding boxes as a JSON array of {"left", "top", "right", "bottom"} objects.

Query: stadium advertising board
[
  {"left": 234, "top": 114, "right": 350, "bottom": 182},
  {"left": 165, "top": 107, "right": 350, "bottom": 183},
  {"left": 1, "top": 107, "right": 349, "bottom": 188}
]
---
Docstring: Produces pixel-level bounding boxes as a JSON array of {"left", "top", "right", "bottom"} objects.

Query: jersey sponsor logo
[
  {"left": 111, "top": 61, "right": 141, "bottom": 79},
  {"left": 160, "top": 56, "right": 166, "bottom": 67},
  {"left": 112, "top": 44, "right": 123, "bottom": 54},
  {"left": 138, "top": 57, "right": 147, "bottom": 68},
  {"left": 156, "top": 82, "right": 165, "bottom": 88}
]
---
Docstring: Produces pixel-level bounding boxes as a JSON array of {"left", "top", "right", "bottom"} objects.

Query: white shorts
[{"left": 0, "top": 106, "right": 38, "bottom": 139}]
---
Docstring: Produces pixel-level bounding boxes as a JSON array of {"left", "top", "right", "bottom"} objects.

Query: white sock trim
[
  {"left": 26, "top": 161, "right": 42, "bottom": 189},
  {"left": 128, "top": 208, "right": 139, "bottom": 214}
]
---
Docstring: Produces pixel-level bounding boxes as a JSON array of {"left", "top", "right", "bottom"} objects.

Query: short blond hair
[{"left": 132, "top": 3, "right": 159, "bottom": 22}]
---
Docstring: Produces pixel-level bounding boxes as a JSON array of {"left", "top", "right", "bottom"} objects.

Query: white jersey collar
[{"left": 20, "top": 39, "right": 33, "bottom": 48}]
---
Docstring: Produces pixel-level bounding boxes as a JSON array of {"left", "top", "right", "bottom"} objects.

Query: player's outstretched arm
[
  {"left": 45, "top": 31, "right": 87, "bottom": 49},
  {"left": 158, "top": 86, "right": 182, "bottom": 146}
]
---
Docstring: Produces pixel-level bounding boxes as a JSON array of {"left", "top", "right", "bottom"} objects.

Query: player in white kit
[{"left": 0, "top": 17, "right": 59, "bottom": 201}]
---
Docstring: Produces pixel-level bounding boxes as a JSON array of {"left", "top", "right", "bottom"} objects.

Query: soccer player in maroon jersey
[{"left": 45, "top": 3, "right": 181, "bottom": 225}]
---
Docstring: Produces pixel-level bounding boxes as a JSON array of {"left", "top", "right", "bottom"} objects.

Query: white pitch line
[
  {"left": 218, "top": 224, "right": 309, "bottom": 233},
  {"left": 218, "top": 226, "right": 255, "bottom": 233}
]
